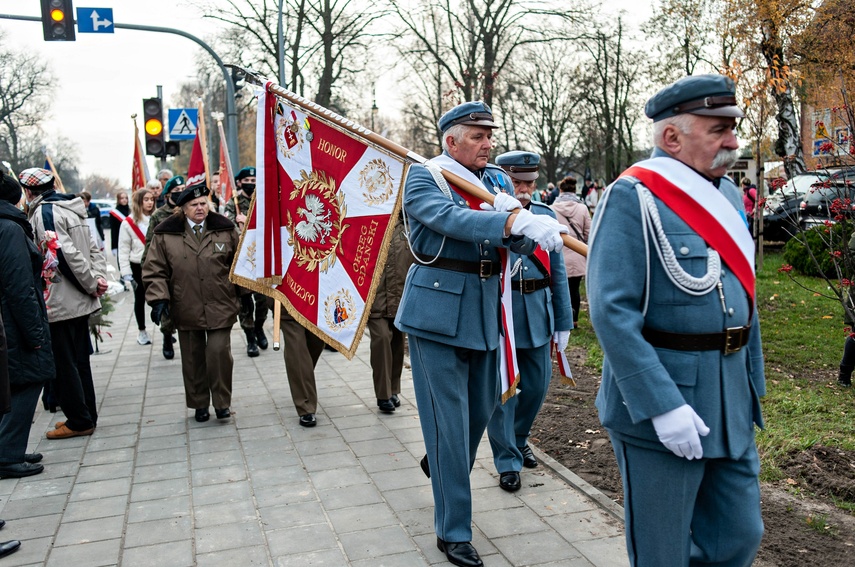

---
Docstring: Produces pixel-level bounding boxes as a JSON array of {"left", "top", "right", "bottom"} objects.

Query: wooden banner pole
[{"left": 233, "top": 66, "right": 587, "bottom": 257}]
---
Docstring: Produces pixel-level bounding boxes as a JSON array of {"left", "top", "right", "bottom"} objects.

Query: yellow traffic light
[
  {"left": 50, "top": 8, "right": 65, "bottom": 22},
  {"left": 145, "top": 118, "right": 163, "bottom": 136}
]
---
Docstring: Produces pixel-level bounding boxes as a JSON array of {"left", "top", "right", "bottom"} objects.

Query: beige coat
[
  {"left": 551, "top": 194, "right": 591, "bottom": 278},
  {"left": 142, "top": 211, "right": 240, "bottom": 330},
  {"left": 27, "top": 191, "right": 108, "bottom": 322}
]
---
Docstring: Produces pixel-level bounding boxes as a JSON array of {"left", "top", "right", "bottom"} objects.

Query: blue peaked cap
[{"left": 645, "top": 74, "right": 745, "bottom": 122}]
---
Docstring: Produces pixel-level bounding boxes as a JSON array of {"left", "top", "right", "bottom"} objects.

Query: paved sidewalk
[{"left": 0, "top": 290, "right": 628, "bottom": 566}]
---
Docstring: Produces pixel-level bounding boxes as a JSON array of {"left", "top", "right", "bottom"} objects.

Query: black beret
[{"left": 175, "top": 183, "right": 210, "bottom": 207}]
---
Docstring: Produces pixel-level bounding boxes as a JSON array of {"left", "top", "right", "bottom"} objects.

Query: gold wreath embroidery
[
  {"left": 359, "top": 158, "right": 394, "bottom": 206},
  {"left": 246, "top": 240, "right": 257, "bottom": 273},
  {"left": 286, "top": 170, "right": 349, "bottom": 273},
  {"left": 324, "top": 289, "right": 356, "bottom": 330}
]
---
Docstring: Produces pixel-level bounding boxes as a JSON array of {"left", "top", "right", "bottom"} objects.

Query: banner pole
[
  {"left": 272, "top": 301, "right": 282, "bottom": 351},
  {"left": 233, "top": 66, "right": 587, "bottom": 257}
]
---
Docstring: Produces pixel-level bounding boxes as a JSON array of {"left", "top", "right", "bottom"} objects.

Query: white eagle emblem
[{"left": 295, "top": 194, "right": 333, "bottom": 244}]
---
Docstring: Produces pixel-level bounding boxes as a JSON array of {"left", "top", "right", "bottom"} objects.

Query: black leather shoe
[
  {"left": 0, "top": 520, "right": 5, "bottom": 530},
  {"left": 194, "top": 408, "right": 210, "bottom": 422},
  {"left": 437, "top": 538, "right": 482, "bottom": 567},
  {"left": 299, "top": 414, "right": 316, "bottom": 427},
  {"left": 0, "top": 462, "right": 44, "bottom": 479},
  {"left": 215, "top": 408, "right": 231, "bottom": 420},
  {"left": 519, "top": 445, "right": 538, "bottom": 468},
  {"left": 0, "top": 540, "right": 20, "bottom": 559},
  {"left": 499, "top": 471, "right": 521, "bottom": 492},
  {"left": 162, "top": 333, "right": 175, "bottom": 360},
  {"left": 420, "top": 455, "right": 430, "bottom": 478},
  {"left": 255, "top": 326, "right": 268, "bottom": 350},
  {"left": 390, "top": 394, "right": 400, "bottom": 407},
  {"left": 377, "top": 399, "right": 396, "bottom": 413},
  {"left": 23, "top": 453, "right": 43, "bottom": 464},
  {"left": 245, "top": 329, "right": 260, "bottom": 358}
]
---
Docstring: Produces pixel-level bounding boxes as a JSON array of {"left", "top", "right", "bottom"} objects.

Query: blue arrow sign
[
  {"left": 168, "top": 109, "right": 199, "bottom": 140},
  {"left": 76, "top": 8, "right": 114, "bottom": 33}
]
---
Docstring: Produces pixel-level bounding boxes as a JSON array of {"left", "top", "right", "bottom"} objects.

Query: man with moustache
[
  {"left": 395, "top": 101, "right": 567, "bottom": 567},
  {"left": 486, "top": 151, "right": 572, "bottom": 491},
  {"left": 587, "top": 75, "right": 765, "bottom": 566},
  {"left": 225, "top": 167, "right": 269, "bottom": 357}
]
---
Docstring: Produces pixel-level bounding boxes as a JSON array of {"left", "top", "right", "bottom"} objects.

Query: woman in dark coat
[
  {"left": 110, "top": 191, "right": 130, "bottom": 258},
  {"left": 0, "top": 171, "right": 55, "bottom": 479}
]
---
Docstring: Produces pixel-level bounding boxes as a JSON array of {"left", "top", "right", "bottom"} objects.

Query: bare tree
[
  {"left": 576, "top": 20, "right": 648, "bottom": 183},
  {"left": 0, "top": 32, "right": 55, "bottom": 172},
  {"left": 390, "top": 0, "right": 587, "bottom": 124},
  {"left": 495, "top": 43, "right": 582, "bottom": 183},
  {"left": 195, "top": 0, "right": 387, "bottom": 108}
]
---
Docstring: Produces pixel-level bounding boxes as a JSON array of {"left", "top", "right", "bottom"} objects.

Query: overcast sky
[{"left": 0, "top": 0, "right": 654, "bottom": 186}]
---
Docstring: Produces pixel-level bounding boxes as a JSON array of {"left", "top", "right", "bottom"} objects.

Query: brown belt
[
  {"left": 512, "top": 277, "right": 550, "bottom": 293},
  {"left": 414, "top": 254, "right": 501, "bottom": 278},
  {"left": 642, "top": 325, "right": 751, "bottom": 355}
]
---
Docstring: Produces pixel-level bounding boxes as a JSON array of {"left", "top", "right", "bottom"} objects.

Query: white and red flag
[
  {"left": 230, "top": 83, "right": 408, "bottom": 358},
  {"left": 131, "top": 119, "right": 150, "bottom": 192}
]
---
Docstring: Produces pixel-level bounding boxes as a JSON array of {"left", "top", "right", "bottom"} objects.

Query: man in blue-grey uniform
[
  {"left": 486, "top": 151, "right": 572, "bottom": 492},
  {"left": 587, "top": 74, "right": 765, "bottom": 567},
  {"left": 395, "top": 101, "right": 568, "bottom": 567}
]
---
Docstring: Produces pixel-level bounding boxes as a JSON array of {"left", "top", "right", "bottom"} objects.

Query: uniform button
[
  {"left": 483, "top": 251, "right": 489, "bottom": 256},
  {"left": 433, "top": 282, "right": 439, "bottom": 288},
  {"left": 722, "top": 269, "right": 727, "bottom": 276},
  {"left": 728, "top": 308, "right": 735, "bottom": 316},
  {"left": 524, "top": 266, "right": 529, "bottom": 271},
  {"left": 484, "top": 239, "right": 490, "bottom": 245},
  {"left": 679, "top": 246, "right": 689, "bottom": 255},
  {"left": 459, "top": 201, "right": 466, "bottom": 206}
]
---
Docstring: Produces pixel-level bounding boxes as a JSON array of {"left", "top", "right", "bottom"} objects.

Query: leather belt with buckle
[
  {"left": 414, "top": 254, "right": 501, "bottom": 278},
  {"left": 512, "top": 277, "right": 550, "bottom": 294},
  {"left": 641, "top": 325, "right": 751, "bottom": 355}
]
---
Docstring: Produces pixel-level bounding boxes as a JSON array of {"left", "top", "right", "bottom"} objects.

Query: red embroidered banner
[
  {"left": 230, "top": 84, "right": 408, "bottom": 358},
  {"left": 131, "top": 120, "right": 149, "bottom": 192}
]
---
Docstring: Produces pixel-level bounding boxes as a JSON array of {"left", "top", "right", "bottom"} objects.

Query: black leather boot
[
  {"left": 255, "top": 322, "right": 268, "bottom": 350},
  {"left": 245, "top": 329, "right": 259, "bottom": 358},
  {"left": 162, "top": 333, "right": 174, "bottom": 360}
]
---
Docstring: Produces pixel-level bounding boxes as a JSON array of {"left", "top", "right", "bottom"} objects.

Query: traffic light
[
  {"left": 40, "top": 0, "right": 76, "bottom": 42},
  {"left": 165, "top": 141, "right": 181, "bottom": 157},
  {"left": 143, "top": 98, "right": 165, "bottom": 156}
]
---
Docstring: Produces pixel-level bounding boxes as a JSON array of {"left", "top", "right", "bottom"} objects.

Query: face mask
[{"left": 242, "top": 183, "right": 256, "bottom": 195}]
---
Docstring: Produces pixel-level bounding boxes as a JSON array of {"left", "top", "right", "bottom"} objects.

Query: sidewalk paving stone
[{"left": 0, "top": 288, "right": 628, "bottom": 566}]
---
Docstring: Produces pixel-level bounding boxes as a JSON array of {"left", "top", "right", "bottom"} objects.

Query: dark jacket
[
  {"left": 0, "top": 201, "right": 55, "bottom": 386},
  {"left": 110, "top": 203, "right": 130, "bottom": 250},
  {"left": 143, "top": 211, "right": 241, "bottom": 330}
]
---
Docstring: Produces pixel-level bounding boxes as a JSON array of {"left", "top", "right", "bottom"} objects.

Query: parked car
[
  {"left": 799, "top": 180, "right": 855, "bottom": 229},
  {"left": 90, "top": 199, "right": 114, "bottom": 229},
  {"left": 762, "top": 173, "right": 827, "bottom": 242}
]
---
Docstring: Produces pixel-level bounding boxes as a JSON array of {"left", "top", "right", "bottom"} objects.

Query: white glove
[
  {"left": 651, "top": 404, "right": 710, "bottom": 460},
  {"left": 479, "top": 192, "right": 522, "bottom": 213},
  {"left": 553, "top": 330, "right": 571, "bottom": 351},
  {"left": 510, "top": 209, "right": 565, "bottom": 252}
]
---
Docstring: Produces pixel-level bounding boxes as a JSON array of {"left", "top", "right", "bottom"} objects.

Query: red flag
[
  {"left": 186, "top": 131, "right": 206, "bottom": 186},
  {"left": 230, "top": 83, "right": 408, "bottom": 359},
  {"left": 131, "top": 119, "right": 149, "bottom": 192},
  {"left": 216, "top": 124, "right": 236, "bottom": 204}
]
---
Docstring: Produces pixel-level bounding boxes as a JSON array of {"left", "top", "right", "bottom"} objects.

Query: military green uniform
[
  {"left": 224, "top": 192, "right": 269, "bottom": 335},
  {"left": 142, "top": 203, "right": 177, "bottom": 337}
]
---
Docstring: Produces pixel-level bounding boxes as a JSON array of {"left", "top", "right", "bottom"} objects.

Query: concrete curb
[{"left": 531, "top": 443, "right": 626, "bottom": 522}]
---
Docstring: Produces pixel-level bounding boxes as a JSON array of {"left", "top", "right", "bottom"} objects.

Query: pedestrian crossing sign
[{"left": 168, "top": 108, "right": 199, "bottom": 140}]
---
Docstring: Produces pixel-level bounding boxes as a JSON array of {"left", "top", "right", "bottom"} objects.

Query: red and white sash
[
  {"left": 622, "top": 157, "right": 755, "bottom": 301},
  {"left": 123, "top": 216, "right": 146, "bottom": 245},
  {"left": 429, "top": 155, "right": 520, "bottom": 401},
  {"left": 109, "top": 208, "right": 126, "bottom": 223}
]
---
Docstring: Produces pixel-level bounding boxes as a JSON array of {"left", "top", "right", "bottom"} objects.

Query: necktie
[{"left": 193, "top": 224, "right": 203, "bottom": 241}]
